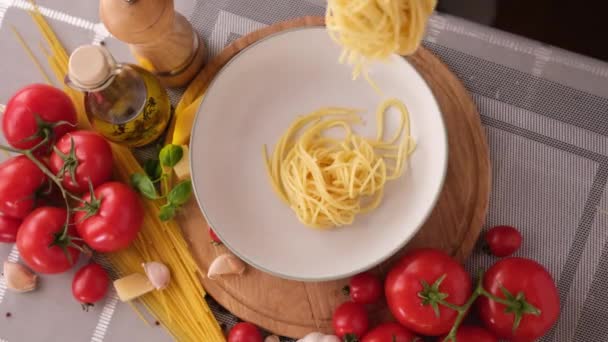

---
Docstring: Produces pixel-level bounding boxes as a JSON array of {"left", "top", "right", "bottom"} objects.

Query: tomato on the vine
[
  {"left": 0, "top": 155, "right": 47, "bottom": 219},
  {"left": 344, "top": 272, "right": 382, "bottom": 305},
  {"left": 0, "top": 213, "right": 21, "bottom": 243},
  {"left": 209, "top": 227, "right": 222, "bottom": 244},
  {"left": 385, "top": 249, "right": 472, "bottom": 336},
  {"left": 484, "top": 225, "right": 522, "bottom": 257},
  {"left": 332, "top": 301, "right": 369, "bottom": 338},
  {"left": 361, "top": 322, "right": 417, "bottom": 342},
  {"left": 49, "top": 130, "right": 113, "bottom": 194},
  {"left": 438, "top": 326, "right": 497, "bottom": 342},
  {"left": 227, "top": 322, "right": 263, "bottom": 342},
  {"left": 72, "top": 263, "right": 110, "bottom": 307},
  {"left": 2, "top": 84, "right": 77, "bottom": 154},
  {"left": 478, "top": 258, "right": 559, "bottom": 341},
  {"left": 16, "top": 207, "right": 80, "bottom": 274},
  {"left": 75, "top": 182, "right": 143, "bottom": 252}
]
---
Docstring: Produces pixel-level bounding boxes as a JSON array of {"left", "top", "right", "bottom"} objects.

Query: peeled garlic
[
  {"left": 207, "top": 254, "right": 246, "bottom": 279},
  {"left": 3, "top": 262, "right": 37, "bottom": 293},
  {"left": 297, "top": 332, "right": 340, "bottom": 342},
  {"left": 265, "top": 335, "right": 280, "bottom": 342},
  {"left": 142, "top": 261, "right": 171, "bottom": 290}
]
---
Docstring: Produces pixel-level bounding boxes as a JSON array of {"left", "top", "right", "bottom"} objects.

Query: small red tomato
[
  {"left": 209, "top": 227, "right": 222, "bottom": 244},
  {"left": 2, "top": 84, "right": 77, "bottom": 154},
  {"left": 49, "top": 130, "right": 113, "bottom": 194},
  {"left": 345, "top": 272, "right": 382, "bottom": 305},
  {"left": 72, "top": 263, "right": 110, "bottom": 306},
  {"left": 227, "top": 322, "right": 263, "bottom": 342},
  {"left": 485, "top": 225, "right": 522, "bottom": 257},
  {"left": 478, "top": 258, "right": 559, "bottom": 341},
  {"left": 438, "top": 326, "right": 497, "bottom": 342},
  {"left": 0, "top": 213, "right": 21, "bottom": 243},
  {"left": 332, "top": 301, "right": 369, "bottom": 338},
  {"left": 362, "top": 322, "right": 417, "bottom": 342},
  {"left": 16, "top": 207, "right": 80, "bottom": 274},
  {"left": 75, "top": 182, "right": 143, "bottom": 252},
  {"left": 0, "top": 155, "right": 47, "bottom": 219}
]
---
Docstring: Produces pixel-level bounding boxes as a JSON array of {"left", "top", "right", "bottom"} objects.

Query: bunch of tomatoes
[
  {"left": 0, "top": 84, "right": 144, "bottom": 307},
  {"left": 227, "top": 226, "right": 560, "bottom": 342}
]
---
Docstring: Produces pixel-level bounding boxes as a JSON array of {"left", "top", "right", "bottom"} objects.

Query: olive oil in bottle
[{"left": 66, "top": 44, "right": 171, "bottom": 147}]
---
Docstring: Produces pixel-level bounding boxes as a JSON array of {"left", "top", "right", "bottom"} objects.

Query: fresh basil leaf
[
  {"left": 167, "top": 180, "right": 192, "bottom": 206},
  {"left": 143, "top": 159, "right": 162, "bottom": 181},
  {"left": 159, "top": 204, "right": 176, "bottom": 221},
  {"left": 159, "top": 144, "right": 183, "bottom": 168},
  {"left": 130, "top": 173, "right": 159, "bottom": 200}
]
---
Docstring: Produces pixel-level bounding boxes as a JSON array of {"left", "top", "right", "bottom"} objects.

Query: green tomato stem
[{"left": 441, "top": 269, "right": 485, "bottom": 342}]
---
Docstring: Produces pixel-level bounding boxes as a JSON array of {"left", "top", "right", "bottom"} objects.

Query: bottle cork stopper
[{"left": 68, "top": 45, "right": 112, "bottom": 88}]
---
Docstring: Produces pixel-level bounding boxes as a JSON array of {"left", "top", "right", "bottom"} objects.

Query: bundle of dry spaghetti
[
  {"left": 21, "top": 4, "right": 225, "bottom": 341},
  {"left": 326, "top": 0, "right": 437, "bottom": 80},
  {"left": 264, "top": 98, "right": 415, "bottom": 228}
]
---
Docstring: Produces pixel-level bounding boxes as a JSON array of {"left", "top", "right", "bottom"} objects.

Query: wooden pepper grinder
[{"left": 99, "top": 0, "right": 206, "bottom": 88}]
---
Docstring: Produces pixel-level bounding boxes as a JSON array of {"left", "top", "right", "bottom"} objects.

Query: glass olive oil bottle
[{"left": 66, "top": 45, "right": 171, "bottom": 147}]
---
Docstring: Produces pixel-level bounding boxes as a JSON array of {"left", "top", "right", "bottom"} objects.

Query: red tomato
[
  {"left": 478, "top": 258, "right": 559, "bottom": 341},
  {"left": 227, "top": 322, "right": 263, "bottom": 342},
  {"left": 0, "top": 213, "right": 21, "bottom": 243},
  {"left": 346, "top": 272, "right": 383, "bottom": 305},
  {"left": 49, "top": 130, "right": 113, "bottom": 194},
  {"left": 362, "top": 322, "right": 417, "bottom": 342},
  {"left": 2, "top": 84, "right": 77, "bottom": 154},
  {"left": 0, "top": 156, "right": 47, "bottom": 218},
  {"left": 438, "top": 326, "right": 497, "bottom": 342},
  {"left": 209, "top": 227, "right": 222, "bottom": 244},
  {"left": 72, "top": 263, "right": 110, "bottom": 305},
  {"left": 385, "top": 249, "right": 472, "bottom": 336},
  {"left": 485, "top": 225, "right": 522, "bottom": 257},
  {"left": 16, "top": 207, "right": 80, "bottom": 274},
  {"left": 75, "top": 182, "right": 143, "bottom": 252},
  {"left": 332, "top": 301, "right": 369, "bottom": 338}
]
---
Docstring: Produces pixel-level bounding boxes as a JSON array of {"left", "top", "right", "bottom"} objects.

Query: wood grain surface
[{"left": 177, "top": 16, "right": 491, "bottom": 339}]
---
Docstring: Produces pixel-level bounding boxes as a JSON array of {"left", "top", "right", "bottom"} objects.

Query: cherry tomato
[
  {"left": 227, "top": 322, "right": 263, "bottom": 342},
  {"left": 0, "top": 156, "right": 47, "bottom": 219},
  {"left": 0, "top": 213, "right": 21, "bottom": 243},
  {"left": 75, "top": 182, "right": 143, "bottom": 252},
  {"left": 345, "top": 272, "right": 382, "bottom": 305},
  {"left": 478, "top": 258, "right": 559, "bottom": 341},
  {"left": 2, "top": 84, "right": 77, "bottom": 154},
  {"left": 362, "top": 322, "right": 417, "bottom": 342},
  {"left": 209, "top": 227, "right": 222, "bottom": 244},
  {"left": 16, "top": 207, "right": 80, "bottom": 274},
  {"left": 385, "top": 249, "right": 472, "bottom": 336},
  {"left": 438, "top": 326, "right": 497, "bottom": 342},
  {"left": 484, "top": 225, "right": 522, "bottom": 257},
  {"left": 49, "top": 130, "right": 113, "bottom": 194},
  {"left": 72, "top": 263, "right": 110, "bottom": 305},
  {"left": 332, "top": 301, "right": 369, "bottom": 338}
]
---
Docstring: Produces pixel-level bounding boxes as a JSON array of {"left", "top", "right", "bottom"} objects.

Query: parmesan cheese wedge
[
  {"left": 114, "top": 273, "right": 155, "bottom": 302},
  {"left": 173, "top": 145, "right": 190, "bottom": 180}
]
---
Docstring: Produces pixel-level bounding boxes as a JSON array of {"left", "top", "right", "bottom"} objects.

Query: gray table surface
[{"left": 2, "top": 1, "right": 608, "bottom": 341}]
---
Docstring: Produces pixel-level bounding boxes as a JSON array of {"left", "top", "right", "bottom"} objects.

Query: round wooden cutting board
[{"left": 178, "top": 16, "right": 491, "bottom": 338}]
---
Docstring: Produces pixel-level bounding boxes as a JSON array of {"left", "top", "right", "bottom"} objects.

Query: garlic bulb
[
  {"left": 142, "top": 261, "right": 171, "bottom": 290},
  {"left": 264, "top": 335, "right": 280, "bottom": 342},
  {"left": 297, "top": 332, "right": 340, "bottom": 342},
  {"left": 3, "top": 262, "right": 37, "bottom": 293},
  {"left": 207, "top": 253, "right": 246, "bottom": 279}
]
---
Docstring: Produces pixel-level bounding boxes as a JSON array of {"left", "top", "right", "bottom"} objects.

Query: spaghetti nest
[
  {"left": 326, "top": 0, "right": 437, "bottom": 79},
  {"left": 264, "top": 99, "right": 415, "bottom": 229}
]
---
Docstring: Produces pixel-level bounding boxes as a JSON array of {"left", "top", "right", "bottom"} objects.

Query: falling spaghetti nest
[
  {"left": 326, "top": 0, "right": 437, "bottom": 80},
  {"left": 264, "top": 98, "right": 416, "bottom": 229}
]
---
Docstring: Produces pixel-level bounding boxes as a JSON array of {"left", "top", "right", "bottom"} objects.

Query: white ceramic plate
[{"left": 190, "top": 27, "right": 447, "bottom": 281}]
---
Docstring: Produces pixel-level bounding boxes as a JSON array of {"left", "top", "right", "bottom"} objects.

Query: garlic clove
[
  {"left": 297, "top": 332, "right": 340, "bottom": 342},
  {"left": 142, "top": 261, "right": 171, "bottom": 290},
  {"left": 207, "top": 253, "right": 246, "bottom": 280},
  {"left": 3, "top": 262, "right": 37, "bottom": 293},
  {"left": 264, "top": 335, "right": 280, "bottom": 342}
]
